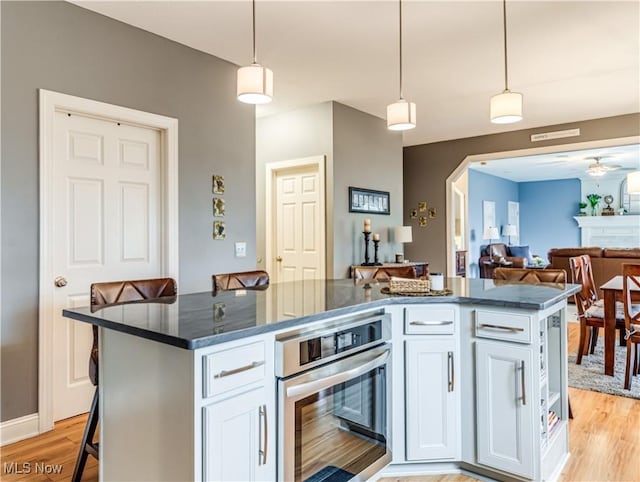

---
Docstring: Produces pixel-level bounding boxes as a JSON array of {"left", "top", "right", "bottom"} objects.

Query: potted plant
[
  {"left": 586, "top": 193, "right": 602, "bottom": 216},
  {"left": 578, "top": 202, "right": 588, "bottom": 216}
]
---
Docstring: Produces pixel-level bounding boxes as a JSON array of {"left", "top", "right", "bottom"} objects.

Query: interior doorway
[
  {"left": 39, "top": 90, "right": 179, "bottom": 433},
  {"left": 445, "top": 136, "right": 640, "bottom": 278}
]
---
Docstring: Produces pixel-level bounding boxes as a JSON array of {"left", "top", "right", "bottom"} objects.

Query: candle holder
[
  {"left": 361, "top": 232, "right": 375, "bottom": 266},
  {"left": 373, "top": 239, "right": 382, "bottom": 266}
]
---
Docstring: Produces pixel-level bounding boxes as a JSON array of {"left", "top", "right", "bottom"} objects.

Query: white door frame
[
  {"left": 265, "top": 156, "right": 326, "bottom": 282},
  {"left": 445, "top": 135, "right": 640, "bottom": 277},
  {"left": 38, "top": 89, "right": 179, "bottom": 433}
]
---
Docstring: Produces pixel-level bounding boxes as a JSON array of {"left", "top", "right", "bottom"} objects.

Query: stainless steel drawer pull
[
  {"left": 447, "top": 351, "right": 455, "bottom": 392},
  {"left": 214, "top": 360, "right": 264, "bottom": 379},
  {"left": 479, "top": 323, "right": 524, "bottom": 333},
  {"left": 258, "top": 404, "right": 268, "bottom": 465},
  {"left": 410, "top": 320, "right": 453, "bottom": 326},
  {"left": 520, "top": 360, "right": 527, "bottom": 406}
]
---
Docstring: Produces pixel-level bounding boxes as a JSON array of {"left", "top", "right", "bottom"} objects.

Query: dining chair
[
  {"left": 352, "top": 265, "right": 417, "bottom": 281},
  {"left": 569, "top": 255, "right": 625, "bottom": 365},
  {"left": 493, "top": 267, "right": 566, "bottom": 284},
  {"left": 212, "top": 270, "right": 270, "bottom": 291},
  {"left": 72, "top": 277, "right": 177, "bottom": 482},
  {"left": 622, "top": 264, "right": 640, "bottom": 390}
]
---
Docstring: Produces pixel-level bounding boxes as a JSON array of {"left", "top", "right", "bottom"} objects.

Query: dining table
[{"left": 600, "top": 275, "right": 640, "bottom": 376}]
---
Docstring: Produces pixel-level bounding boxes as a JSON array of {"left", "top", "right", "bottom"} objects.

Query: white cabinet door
[
  {"left": 203, "top": 387, "right": 273, "bottom": 482},
  {"left": 476, "top": 340, "right": 535, "bottom": 479},
  {"left": 405, "top": 339, "right": 457, "bottom": 460}
]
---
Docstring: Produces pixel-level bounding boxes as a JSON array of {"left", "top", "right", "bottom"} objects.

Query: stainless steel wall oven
[{"left": 276, "top": 312, "right": 392, "bottom": 481}]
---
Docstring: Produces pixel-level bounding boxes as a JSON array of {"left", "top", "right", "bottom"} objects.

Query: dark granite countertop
[{"left": 62, "top": 278, "right": 580, "bottom": 350}]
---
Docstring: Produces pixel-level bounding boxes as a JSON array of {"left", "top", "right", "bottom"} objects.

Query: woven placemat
[{"left": 380, "top": 286, "right": 453, "bottom": 297}]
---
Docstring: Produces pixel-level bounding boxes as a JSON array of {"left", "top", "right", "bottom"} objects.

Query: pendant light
[
  {"left": 237, "top": 0, "right": 273, "bottom": 104},
  {"left": 490, "top": 0, "right": 523, "bottom": 124},
  {"left": 387, "top": 0, "right": 416, "bottom": 131}
]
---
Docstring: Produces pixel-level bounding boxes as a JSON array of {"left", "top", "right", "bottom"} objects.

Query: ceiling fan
[{"left": 584, "top": 156, "right": 631, "bottom": 177}]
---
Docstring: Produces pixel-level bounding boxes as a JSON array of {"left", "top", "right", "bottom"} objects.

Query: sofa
[
  {"left": 478, "top": 243, "right": 529, "bottom": 278},
  {"left": 547, "top": 247, "right": 640, "bottom": 298}
]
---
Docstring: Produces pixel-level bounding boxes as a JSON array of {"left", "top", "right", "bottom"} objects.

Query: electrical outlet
[{"left": 235, "top": 242, "right": 247, "bottom": 258}]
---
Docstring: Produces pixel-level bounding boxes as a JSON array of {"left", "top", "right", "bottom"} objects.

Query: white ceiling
[
  {"left": 73, "top": 0, "right": 640, "bottom": 147},
  {"left": 468, "top": 143, "right": 640, "bottom": 182}
]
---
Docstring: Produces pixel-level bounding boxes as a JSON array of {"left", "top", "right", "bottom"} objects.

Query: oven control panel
[{"left": 275, "top": 313, "right": 391, "bottom": 378}]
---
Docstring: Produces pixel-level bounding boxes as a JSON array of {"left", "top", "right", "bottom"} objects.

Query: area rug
[{"left": 568, "top": 339, "right": 640, "bottom": 399}]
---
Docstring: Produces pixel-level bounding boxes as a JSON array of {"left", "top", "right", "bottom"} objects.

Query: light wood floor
[{"left": 2, "top": 324, "right": 639, "bottom": 482}]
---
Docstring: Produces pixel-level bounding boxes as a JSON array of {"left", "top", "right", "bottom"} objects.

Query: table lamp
[
  {"left": 502, "top": 224, "right": 517, "bottom": 245},
  {"left": 394, "top": 226, "right": 413, "bottom": 263},
  {"left": 483, "top": 226, "right": 500, "bottom": 257}
]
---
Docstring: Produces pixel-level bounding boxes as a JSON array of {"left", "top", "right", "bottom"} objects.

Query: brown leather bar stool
[
  {"left": 72, "top": 277, "right": 177, "bottom": 482},
  {"left": 212, "top": 270, "right": 270, "bottom": 291},
  {"left": 352, "top": 265, "right": 417, "bottom": 281},
  {"left": 493, "top": 267, "right": 566, "bottom": 284}
]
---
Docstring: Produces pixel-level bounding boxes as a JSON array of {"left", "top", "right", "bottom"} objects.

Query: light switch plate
[{"left": 235, "top": 242, "right": 247, "bottom": 258}]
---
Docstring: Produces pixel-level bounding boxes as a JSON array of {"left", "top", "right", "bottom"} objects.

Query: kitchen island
[{"left": 63, "top": 277, "right": 579, "bottom": 481}]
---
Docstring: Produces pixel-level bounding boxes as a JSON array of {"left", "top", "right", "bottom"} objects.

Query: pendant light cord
[
  {"left": 252, "top": 0, "right": 257, "bottom": 64},
  {"left": 399, "top": 0, "right": 404, "bottom": 100},
  {"left": 502, "top": 0, "right": 509, "bottom": 91}
]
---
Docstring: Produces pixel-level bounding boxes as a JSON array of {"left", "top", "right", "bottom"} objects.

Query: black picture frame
[{"left": 349, "top": 186, "right": 390, "bottom": 215}]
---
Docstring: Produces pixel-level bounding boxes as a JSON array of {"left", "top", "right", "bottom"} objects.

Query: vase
[{"left": 591, "top": 206, "right": 598, "bottom": 216}]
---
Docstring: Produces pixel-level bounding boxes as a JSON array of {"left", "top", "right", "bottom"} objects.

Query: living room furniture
[
  {"left": 350, "top": 262, "right": 428, "bottom": 279},
  {"left": 74, "top": 278, "right": 178, "bottom": 482},
  {"left": 548, "top": 247, "right": 640, "bottom": 299},
  {"left": 622, "top": 264, "right": 640, "bottom": 389},
  {"left": 569, "top": 256, "right": 626, "bottom": 369},
  {"left": 601, "top": 274, "right": 640, "bottom": 376},
  {"left": 352, "top": 265, "right": 417, "bottom": 280},
  {"left": 478, "top": 243, "right": 527, "bottom": 278}
]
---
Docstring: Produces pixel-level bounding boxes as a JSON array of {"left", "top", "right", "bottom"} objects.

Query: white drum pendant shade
[
  {"left": 387, "top": 100, "right": 416, "bottom": 131},
  {"left": 237, "top": 63, "right": 273, "bottom": 104},
  {"left": 490, "top": 90, "right": 523, "bottom": 124},
  {"left": 628, "top": 171, "right": 640, "bottom": 194}
]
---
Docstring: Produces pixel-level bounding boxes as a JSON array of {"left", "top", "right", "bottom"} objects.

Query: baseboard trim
[{"left": 0, "top": 413, "right": 40, "bottom": 446}]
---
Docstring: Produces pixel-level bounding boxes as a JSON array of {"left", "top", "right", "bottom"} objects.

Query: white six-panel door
[
  {"left": 51, "top": 111, "right": 162, "bottom": 421},
  {"left": 273, "top": 162, "right": 325, "bottom": 319}
]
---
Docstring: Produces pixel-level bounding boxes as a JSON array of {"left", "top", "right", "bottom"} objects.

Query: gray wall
[
  {"left": 256, "top": 102, "right": 403, "bottom": 279},
  {"left": 332, "top": 102, "right": 404, "bottom": 277},
  {"left": 255, "top": 102, "right": 334, "bottom": 275},
  {"left": 1, "top": 1, "right": 255, "bottom": 422},
  {"left": 403, "top": 114, "right": 640, "bottom": 273}
]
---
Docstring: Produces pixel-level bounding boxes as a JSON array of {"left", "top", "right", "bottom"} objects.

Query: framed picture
[
  {"left": 212, "top": 175, "right": 225, "bottom": 194},
  {"left": 483, "top": 200, "right": 496, "bottom": 233},
  {"left": 419, "top": 216, "right": 428, "bottom": 227},
  {"left": 213, "top": 221, "right": 226, "bottom": 240},
  {"left": 428, "top": 207, "right": 437, "bottom": 219},
  {"left": 409, "top": 208, "right": 418, "bottom": 219},
  {"left": 213, "top": 197, "right": 225, "bottom": 217},
  {"left": 349, "top": 187, "right": 390, "bottom": 215},
  {"left": 418, "top": 201, "right": 427, "bottom": 212}
]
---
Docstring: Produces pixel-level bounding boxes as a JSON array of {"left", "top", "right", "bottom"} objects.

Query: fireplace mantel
[{"left": 573, "top": 215, "right": 640, "bottom": 248}]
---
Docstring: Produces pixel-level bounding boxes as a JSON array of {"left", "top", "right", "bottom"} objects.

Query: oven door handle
[{"left": 286, "top": 348, "right": 390, "bottom": 399}]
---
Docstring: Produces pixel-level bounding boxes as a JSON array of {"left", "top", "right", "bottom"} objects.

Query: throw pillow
[{"left": 509, "top": 245, "right": 534, "bottom": 265}]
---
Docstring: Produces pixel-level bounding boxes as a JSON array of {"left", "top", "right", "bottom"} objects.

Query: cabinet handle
[
  {"left": 520, "top": 360, "right": 527, "bottom": 406},
  {"left": 479, "top": 323, "right": 524, "bottom": 333},
  {"left": 258, "top": 404, "right": 268, "bottom": 466},
  {"left": 410, "top": 320, "right": 453, "bottom": 326},
  {"left": 214, "top": 360, "right": 264, "bottom": 379},
  {"left": 447, "top": 351, "right": 455, "bottom": 392}
]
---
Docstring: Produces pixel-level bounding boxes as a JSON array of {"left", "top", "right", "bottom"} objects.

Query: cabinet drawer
[
  {"left": 405, "top": 306, "right": 456, "bottom": 335},
  {"left": 475, "top": 310, "right": 531, "bottom": 343},
  {"left": 203, "top": 341, "right": 265, "bottom": 398}
]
